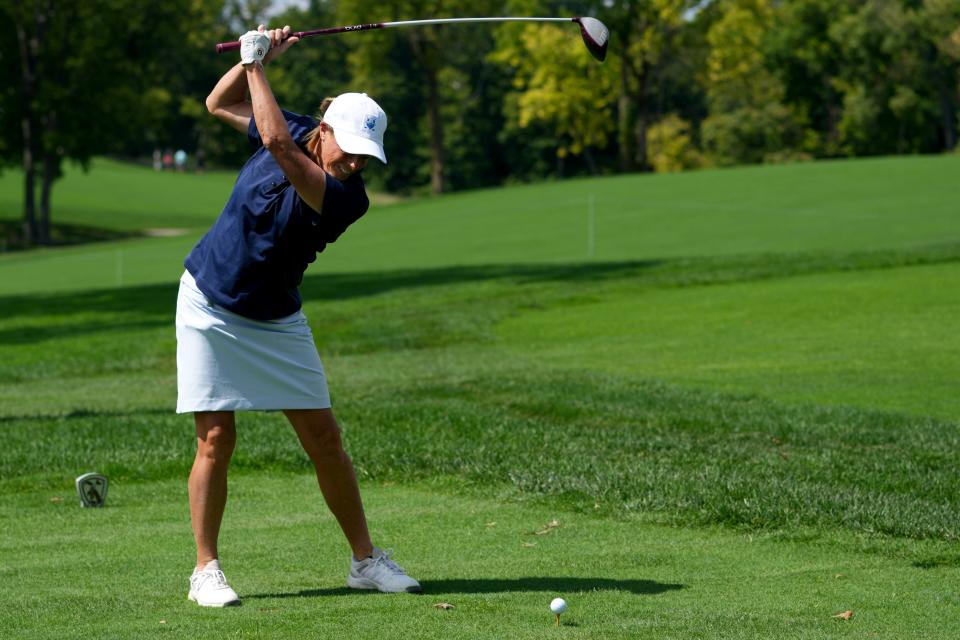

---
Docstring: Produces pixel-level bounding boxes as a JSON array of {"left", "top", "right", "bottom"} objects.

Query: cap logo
[{"left": 323, "top": 93, "right": 387, "bottom": 163}]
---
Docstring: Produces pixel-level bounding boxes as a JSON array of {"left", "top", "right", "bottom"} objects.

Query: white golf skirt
[{"left": 175, "top": 270, "right": 331, "bottom": 413}]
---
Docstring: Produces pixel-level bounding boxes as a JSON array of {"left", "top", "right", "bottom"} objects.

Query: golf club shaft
[{"left": 215, "top": 17, "right": 575, "bottom": 53}]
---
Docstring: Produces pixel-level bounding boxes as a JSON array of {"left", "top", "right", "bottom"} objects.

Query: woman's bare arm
[
  {"left": 244, "top": 29, "right": 327, "bottom": 213},
  {"left": 205, "top": 63, "right": 253, "bottom": 133},
  {"left": 205, "top": 25, "right": 299, "bottom": 134}
]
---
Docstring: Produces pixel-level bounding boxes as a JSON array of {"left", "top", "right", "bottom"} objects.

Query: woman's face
[{"left": 319, "top": 125, "right": 369, "bottom": 181}]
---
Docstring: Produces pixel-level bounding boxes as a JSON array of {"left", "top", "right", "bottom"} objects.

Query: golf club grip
[{"left": 214, "top": 23, "right": 386, "bottom": 54}]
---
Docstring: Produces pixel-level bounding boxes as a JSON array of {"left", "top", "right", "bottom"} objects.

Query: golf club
[{"left": 215, "top": 16, "right": 609, "bottom": 61}]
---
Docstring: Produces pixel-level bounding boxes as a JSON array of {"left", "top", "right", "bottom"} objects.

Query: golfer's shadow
[{"left": 246, "top": 577, "right": 683, "bottom": 600}]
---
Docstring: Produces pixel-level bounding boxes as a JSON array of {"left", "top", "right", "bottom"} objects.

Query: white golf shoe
[
  {"left": 347, "top": 547, "right": 422, "bottom": 593},
  {"left": 188, "top": 559, "right": 240, "bottom": 607}
]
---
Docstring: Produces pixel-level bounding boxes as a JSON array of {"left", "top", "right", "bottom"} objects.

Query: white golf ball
[{"left": 550, "top": 597, "right": 567, "bottom": 614}]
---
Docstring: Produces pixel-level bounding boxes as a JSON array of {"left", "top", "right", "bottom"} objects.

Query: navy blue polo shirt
[{"left": 185, "top": 110, "right": 369, "bottom": 320}]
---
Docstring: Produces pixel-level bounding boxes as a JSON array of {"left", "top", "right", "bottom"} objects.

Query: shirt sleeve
[
  {"left": 313, "top": 173, "right": 370, "bottom": 245},
  {"left": 323, "top": 174, "right": 369, "bottom": 217},
  {"left": 248, "top": 111, "right": 318, "bottom": 149}
]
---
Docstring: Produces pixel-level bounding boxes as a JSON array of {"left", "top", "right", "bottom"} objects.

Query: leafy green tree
[
  {"left": 3, "top": 0, "right": 222, "bottom": 245},
  {"left": 179, "top": 0, "right": 283, "bottom": 170},
  {"left": 437, "top": 36, "right": 516, "bottom": 191},
  {"left": 158, "top": 0, "right": 334, "bottom": 173},
  {"left": 338, "top": 0, "right": 505, "bottom": 194},
  {"left": 489, "top": 0, "right": 618, "bottom": 176},
  {"left": 829, "top": 1, "right": 915, "bottom": 155},
  {"left": 492, "top": 22, "right": 617, "bottom": 174},
  {"left": 223, "top": 0, "right": 273, "bottom": 31},
  {"left": 603, "top": 0, "right": 699, "bottom": 171},
  {"left": 647, "top": 113, "right": 707, "bottom": 172},
  {"left": 266, "top": 1, "right": 353, "bottom": 119},
  {"left": 700, "top": 0, "right": 809, "bottom": 165},
  {"left": 765, "top": 0, "right": 857, "bottom": 156},
  {"left": 924, "top": 0, "right": 960, "bottom": 150},
  {"left": 829, "top": 0, "right": 960, "bottom": 155}
]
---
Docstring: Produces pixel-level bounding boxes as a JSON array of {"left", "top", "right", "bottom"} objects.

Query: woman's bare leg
[
  {"left": 189, "top": 411, "right": 237, "bottom": 570},
  {"left": 283, "top": 408, "right": 373, "bottom": 559}
]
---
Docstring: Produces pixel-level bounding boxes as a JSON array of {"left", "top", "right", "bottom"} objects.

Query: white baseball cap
[{"left": 322, "top": 92, "right": 388, "bottom": 164}]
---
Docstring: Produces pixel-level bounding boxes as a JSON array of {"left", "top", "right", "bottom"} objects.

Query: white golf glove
[{"left": 240, "top": 30, "right": 271, "bottom": 65}]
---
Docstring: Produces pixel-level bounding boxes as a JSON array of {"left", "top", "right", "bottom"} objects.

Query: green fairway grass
[
  {"left": 1, "top": 155, "right": 958, "bottom": 638},
  {"left": 499, "top": 259, "right": 960, "bottom": 419},
  {"left": 0, "top": 158, "right": 237, "bottom": 232},
  {"left": 2, "top": 476, "right": 957, "bottom": 640},
  {"left": 1, "top": 154, "right": 957, "bottom": 293}
]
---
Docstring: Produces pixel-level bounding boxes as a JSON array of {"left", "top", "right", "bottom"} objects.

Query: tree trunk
[
  {"left": 632, "top": 61, "right": 652, "bottom": 172},
  {"left": 618, "top": 53, "right": 635, "bottom": 172},
  {"left": 40, "top": 152, "right": 57, "bottom": 245},
  {"left": 19, "top": 126, "right": 37, "bottom": 245},
  {"left": 409, "top": 28, "right": 445, "bottom": 195},
  {"left": 823, "top": 76, "right": 842, "bottom": 154},
  {"left": 37, "top": 107, "right": 60, "bottom": 245},
  {"left": 583, "top": 147, "right": 599, "bottom": 175},
  {"left": 16, "top": 18, "right": 38, "bottom": 245},
  {"left": 634, "top": 114, "right": 649, "bottom": 172},
  {"left": 940, "top": 88, "right": 957, "bottom": 151},
  {"left": 425, "top": 63, "right": 446, "bottom": 194}
]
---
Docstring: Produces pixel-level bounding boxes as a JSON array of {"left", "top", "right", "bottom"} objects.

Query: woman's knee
[
  {"left": 307, "top": 421, "right": 344, "bottom": 460},
  {"left": 195, "top": 414, "right": 237, "bottom": 461},
  {"left": 287, "top": 410, "right": 345, "bottom": 460}
]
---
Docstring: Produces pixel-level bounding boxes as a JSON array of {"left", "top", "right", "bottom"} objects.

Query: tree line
[{"left": 3, "top": 0, "right": 958, "bottom": 245}]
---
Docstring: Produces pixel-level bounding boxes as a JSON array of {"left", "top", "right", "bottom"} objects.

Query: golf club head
[{"left": 575, "top": 17, "right": 609, "bottom": 62}]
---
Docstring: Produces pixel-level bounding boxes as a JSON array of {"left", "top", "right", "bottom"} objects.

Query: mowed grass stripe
[
  {"left": 498, "top": 260, "right": 960, "bottom": 420},
  {"left": 3, "top": 242, "right": 958, "bottom": 418},
  {"left": 2, "top": 154, "right": 959, "bottom": 295}
]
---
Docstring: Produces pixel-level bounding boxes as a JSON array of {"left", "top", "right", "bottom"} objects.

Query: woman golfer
[{"left": 176, "top": 25, "right": 420, "bottom": 607}]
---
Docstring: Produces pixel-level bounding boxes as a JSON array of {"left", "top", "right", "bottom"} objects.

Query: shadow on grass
[
  {"left": 0, "top": 407, "right": 176, "bottom": 423},
  {"left": 912, "top": 555, "right": 960, "bottom": 569},
  {"left": 245, "top": 577, "right": 684, "bottom": 600},
  {"left": 0, "top": 218, "right": 140, "bottom": 251},
  {"left": 0, "top": 260, "right": 660, "bottom": 345},
  {"left": 7, "top": 241, "right": 960, "bottom": 346}
]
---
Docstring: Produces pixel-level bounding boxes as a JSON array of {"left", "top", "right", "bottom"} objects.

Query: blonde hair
[{"left": 303, "top": 97, "right": 336, "bottom": 148}]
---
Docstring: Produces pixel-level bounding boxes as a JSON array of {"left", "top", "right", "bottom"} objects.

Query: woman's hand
[
  {"left": 260, "top": 24, "right": 299, "bottom": 65},
  {"left": 239, "top": 30, "right": 271, "bottom": 66}
]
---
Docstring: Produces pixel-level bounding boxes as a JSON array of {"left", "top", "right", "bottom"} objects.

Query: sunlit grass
[{"left": 2, "top": 156, "right": 958, "bottom": 638}]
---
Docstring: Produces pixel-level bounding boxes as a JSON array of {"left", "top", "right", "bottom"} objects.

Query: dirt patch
[{"left": 144, "top": 228, "right": 189, "bottom": 237}]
